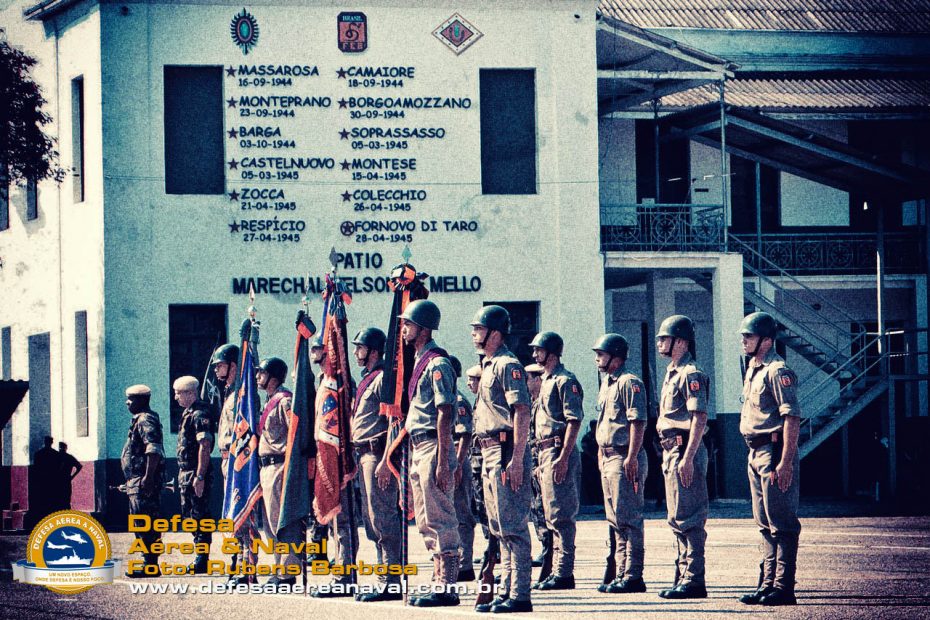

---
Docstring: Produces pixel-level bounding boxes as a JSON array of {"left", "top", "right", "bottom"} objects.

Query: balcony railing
[
  {"left": 600, "top": 203, "right": 726, "bottom": 252},
  {"left": 731, "top": 232, "right": 924, "bottom": 275}
]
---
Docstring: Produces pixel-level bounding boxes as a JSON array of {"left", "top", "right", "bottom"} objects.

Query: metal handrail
[
  {"left": 730, "top": 235, "right": 864, "bottom": 330},
  {"left": 801, "top": 350, "right": 888, "bottom": 439},
  {"left": 797, "top": 334, "right": 883, "bottom": 404}
]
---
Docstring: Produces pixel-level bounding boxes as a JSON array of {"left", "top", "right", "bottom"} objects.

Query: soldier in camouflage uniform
[
  {"left": 449, "top": 356, "right": 477, "bottom": 581},
  {"left": 738, "top": 312, "right": 802, "bottom": 607},
  {"left": 121, "top": 384, "right": 165, "bottom": 578},
  {"left": 593, "top": 334, "right": 649, "bottom": 595},
  {"left": 470, "top": 305, "right": 534, "bottom": 614},
  {"left": 172, "top": 376, "right": 215, "bottom": 574},
  {"left": 524, "top": 364, "right": 552, "bottom": 576},
  {"left": 529, "top": 332, "right": 583, "bottom": 591}
]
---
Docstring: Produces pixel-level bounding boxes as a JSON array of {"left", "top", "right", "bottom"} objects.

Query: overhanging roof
[
  {"left": 660, "top": 103, "right": 930, "bottom": 201},
  {"left": 597, "top": 13, "right": 735, "bottom": 115}
]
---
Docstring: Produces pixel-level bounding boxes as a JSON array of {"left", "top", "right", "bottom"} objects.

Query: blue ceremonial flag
[{"left": 223, "top": 339, "right": 263, "bottom": 532}]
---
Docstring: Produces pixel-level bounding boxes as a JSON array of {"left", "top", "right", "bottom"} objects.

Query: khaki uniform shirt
[
  {"left": 454, "top": 390, "right": 474, "bottom": 438},
  {"left": 351, "top": 363, "right": 386, "bottom": 443},
  {"left": 258, "top": 387, "right": 293, "bottom": 457},
  {"left": 595, "top": 366, "right": 647, "bottom": 448},
  {"left": 473, "top": 345, "right": 531, "bottom": 436},
  {"left": 404, "top": 340, "right": 457, "bottom": 433},
  {"left": 217, "top": 388, "right": 238, "bottom": 455},
  {"left": 658, "top": 352, "right": 710, "bottom": 434},
  {"left": 740, "top": 350, "right": 801, "bottom": 436},
  {"left": 535, "top": 363, "right": 584, "bottom": 440}
]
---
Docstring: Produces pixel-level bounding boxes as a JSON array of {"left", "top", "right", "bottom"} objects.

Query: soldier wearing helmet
[
  {"left": 469, "top": 305, "right": 534, "bottom": 614},
  {"left": 447, "top": 355, "right": 478, "bottom": 582},
  {"left": 655, "top": 315, "right": 710, "bottom": 600},
  {"left": 522, "top": 363, "right": 551, "bottom": 583},
  {"left": 398, "top": 299, "right": 462, "bottom": 607},
  {"left": 738, "top": 312, "right": 801, "bottom": 607},
  {"left": 465, "top": 364, "right": 491, "bottom": 548},
  {"left": 214, "top": 344, "right": 241, "bottom": 480},
  {"left": 255, "top": 356, "right": 300, "bottom": 588},
  {"left": 592, "top": 333, "right": 649, "bottom": 595},
  {"left": 528, "top": 331, "right": 583, "bottom": 591},
  {"left": 348, "top": 326, "right": 403, "bottom": 602}
]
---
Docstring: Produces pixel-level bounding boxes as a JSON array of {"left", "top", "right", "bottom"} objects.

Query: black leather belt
[
  {"left": 659, "top": 430, "right": 689, "bottom": 452},
  {"left": 536, "top": 436, "right": 563, "bottom": 451},
  {"left": 477, "top": 431, "right": 511, "bottom": 449},
  {"left": 259, "top": 454, "right": 285, "bottom": 468},
  {"left": 599, "top": 445, "right": 629, "bottom": 458},
  {"left": 353, "top": 436, "right": 386, "bottom": 455},
  {"left": 745, "top": 432, "right": 782, "bottom": 450},
  {"left": 410, "top": 429, "right": 438, "bottom": 446}
]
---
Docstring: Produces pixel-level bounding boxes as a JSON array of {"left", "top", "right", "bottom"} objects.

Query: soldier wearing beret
[
  {"left": 121, "top": 384, "right": 165, "bottom": 578},
  {"left": 738, "top": 312, "right": 802, "bottom": 607},
  {"left": 173, "top": 375, "right": 215, "bottom": 574}
]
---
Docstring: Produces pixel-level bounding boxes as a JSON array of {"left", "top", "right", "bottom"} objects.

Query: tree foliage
[{"left": 1, "top": 28, "right": 65, "bottom": 186}]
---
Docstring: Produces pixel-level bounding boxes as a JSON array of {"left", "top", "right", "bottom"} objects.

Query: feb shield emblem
[{"left": 338, "top": 12, "right": 367, "bottom": 53}]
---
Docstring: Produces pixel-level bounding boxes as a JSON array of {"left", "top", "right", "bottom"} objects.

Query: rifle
[
  {"left": 603, "top": 527, "right": 617, "bottom": 586},
  {"left": 110, "top": 477, "right": 177, "bottom": 494},
  {"left": 475, "top": 534, "right": 500, "bottom": 608}
]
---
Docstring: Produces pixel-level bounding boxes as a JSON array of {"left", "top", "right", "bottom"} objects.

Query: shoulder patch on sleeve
[
  {"left": 511, "top": 369, "right": 522, "bottom": 380},
  {"left": 777, "top": 368, "right": 796, "bottom": 387},
  {"left": 571, "top": 383, "right": 579, "bottom": 394},
  {"left": 433, "top": 370, "right": 443, "bottom": 381},
  {"left": 687, "top": 372, "right": 704, "bottom": 392},
  {"left": 631, "top": 382, "right": 641, "bottom": 394}
]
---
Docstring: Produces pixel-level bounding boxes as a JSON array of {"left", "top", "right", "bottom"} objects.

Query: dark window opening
[
  {"left": 164, "top": 66, "right": 224, "bottom": 195},
  {"left": 479, "top": 69, "right": 537, "bottom": 195},
  {"left": 71, "top": 77, "right": 84, "bottom": 203},
  {"left": 168, "top": 305, "right": 227, "bottom": 432},
  {"left": 27, "top": 333, "right": 51, "bottom": 458},
  {"left": 26, "top": 178, "right": 38, "bottom": 221},
  {"left": 729, "top": 156, "right": 780, "bottom": 234},
  {"left": 75, "top": 311, "right": 89, "bottom": 437},
  {"left": 635, "top": 120, "right": 690, "bottom": 204}
]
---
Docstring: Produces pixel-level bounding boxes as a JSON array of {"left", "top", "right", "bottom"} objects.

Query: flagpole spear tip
[{"left": 401, "top": 245, "right": 412, "bottom": 264}]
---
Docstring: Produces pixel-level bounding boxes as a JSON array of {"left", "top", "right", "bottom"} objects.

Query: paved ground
[{"left": 2, "top": 503, "right": 929, "bottom": 620}]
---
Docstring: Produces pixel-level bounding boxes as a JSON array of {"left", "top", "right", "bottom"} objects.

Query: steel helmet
[{"left": 399, "top": 299, "right": 441, "bottom": 331}]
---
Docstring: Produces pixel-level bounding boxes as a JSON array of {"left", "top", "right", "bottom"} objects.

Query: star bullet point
[
  {"left": 228, "top": 159, "right": 239, "bottom": 170},
  {"left": 338, "top": 98, "right": 347, "bottom": 109},
  {"left": 226, "top": 97, "right": 237, "bottom": 108},
  {"left": 229, "top": 221, "right": 241, "bottom": 233},
  {"left": 340, "top": 160, "right": 350, "bottom": 171},
  {"left": 336, "top": 68, "right": 347, "bottom": 79},
  {"left": 339, "top": 129, "right": 349, "bottom": 140},
  {"left": 226, "top": 66, "right": 236, "bottom": 77},
  {"left": 229, "top": 190, "right": 240, "bottom": 201},
  {"left": 341, "top": 191, "right": 351, "bottom": 202},
  {"left": 227, "top": 128, "right": 239, "bottom": 139}
]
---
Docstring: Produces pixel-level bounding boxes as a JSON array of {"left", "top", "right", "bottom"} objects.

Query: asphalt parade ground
[{"left": 2, "top": 504, "right": 929, "bottom": 620}]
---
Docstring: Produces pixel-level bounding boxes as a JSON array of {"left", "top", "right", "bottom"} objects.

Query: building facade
[{"left": 1, "top": 0, "right": 927, "bottom": 529}]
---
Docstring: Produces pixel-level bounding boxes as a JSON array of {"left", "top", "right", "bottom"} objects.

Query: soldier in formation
[
  {"left": 121, "top": 384, "right": 165, "bottom": 578},
  {"left": 172, "top": 375, "right": 215, "bottom": 574}
]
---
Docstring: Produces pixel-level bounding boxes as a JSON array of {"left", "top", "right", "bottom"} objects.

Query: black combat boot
[
  {"left": 760, "top": 534, "right": 798, "bottom": 606},
  {"left": 531, "top": 531, "right": 553, "bottom": 568},
  {"left": 740, "top": 531, "right": 777, "bottom": 604},
  {"left": 411, "top": 553, "right": 460, "bottom": 607},
  {"left": 187, "top": 553, "right": 210, "bottom": 575}
]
